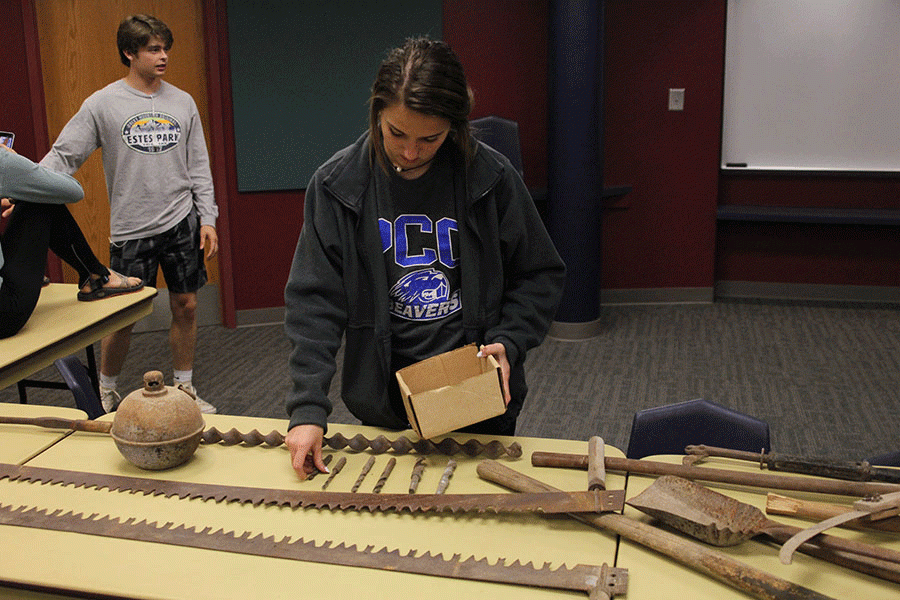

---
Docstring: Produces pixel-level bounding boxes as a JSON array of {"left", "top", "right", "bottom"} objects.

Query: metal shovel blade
[{"left": 627, "top": 475, "right": 768, "bottom": 547}]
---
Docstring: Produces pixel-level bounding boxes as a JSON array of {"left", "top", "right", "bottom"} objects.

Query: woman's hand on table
[{"left": 285, "top": 423, "right": 329, "bottom": 480}]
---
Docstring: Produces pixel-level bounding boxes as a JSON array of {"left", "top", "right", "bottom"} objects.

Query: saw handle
[{"left": 0, "top": 415, "right": 112, "bottom": 434}]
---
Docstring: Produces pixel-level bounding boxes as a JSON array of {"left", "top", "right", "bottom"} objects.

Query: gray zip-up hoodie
[
  {"left": 40, "top": 80, "right": 217, "bottom": 241},
  {"left": 284, "top": 133, "right": 565, "bottom": 433}
]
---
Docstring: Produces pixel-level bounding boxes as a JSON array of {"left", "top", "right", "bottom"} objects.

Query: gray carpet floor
[{"left": 3, "top": 299, "right": 898, "bottom": 462}]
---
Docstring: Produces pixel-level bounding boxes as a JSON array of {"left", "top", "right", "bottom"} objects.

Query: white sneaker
[
  {"left": 177, "top": 384, "right": 217, "bottom": 414},
  {"left": 99, "top": 386, "right": 122, "bottom": 412}
]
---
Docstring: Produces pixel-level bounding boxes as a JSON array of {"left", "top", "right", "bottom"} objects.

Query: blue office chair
[
  {"left": 867, "top": 451, "right": 900, "bottom": 467},
  {"left": 470, "top": 116, "right": 524, "bottom": 178},
  {"left": 626, "top": 398, "right": 771, "bottom": 459},
  {"left": 53, "top": 355, "right": 105, "bottom": 419}
]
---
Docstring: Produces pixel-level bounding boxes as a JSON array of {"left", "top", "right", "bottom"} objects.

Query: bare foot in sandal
[{"left": 78, "top": 270, "right": 144, "bottom": 302}]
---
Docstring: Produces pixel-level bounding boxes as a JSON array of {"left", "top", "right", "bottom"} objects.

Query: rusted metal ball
[{"left": 109, "top": 371, "right": 204, "bottom": 470}]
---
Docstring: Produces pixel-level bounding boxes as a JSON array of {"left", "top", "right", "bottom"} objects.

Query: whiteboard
[{"left": 722, "top": 0, "right": 900, "bottom": 172}]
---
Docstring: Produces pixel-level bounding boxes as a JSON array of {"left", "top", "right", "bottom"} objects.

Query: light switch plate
[{"left": 668, "top": 88, "right": 685, "bottom": 111}]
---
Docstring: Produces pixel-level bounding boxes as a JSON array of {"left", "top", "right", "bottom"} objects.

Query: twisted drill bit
[
  {"left": 436, "top": 460, "right": 457, "bottom": 494},
  {"left": 201, "top": 428, "right": 522, "bottom": 458},
  {"left": 324, "top": 433, "right": 523, "bottom": 458},
  {"left": 321, "top": 456, "right": 346, "bottom": 490},
  {"left": 409, "top": 457, "right": 427, "bottom": 494},
  {"left": 372, "top": 457, "right": 396, "bottom": 494},
  {"left": 351, "top": 456, "right": 376, "bottom": 493},
  {"left": 306, "top": 454, "right": 333, "bottom": 481}
]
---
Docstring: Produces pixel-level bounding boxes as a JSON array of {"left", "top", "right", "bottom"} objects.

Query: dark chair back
[
  {"left": 470, "top": 116, "right": 524, "bottom": 178},
  {"left": 54, "top": 355, "right": 105, "bottom": 419},
  {"left": 867, "top": 451, "right": 900, "bottom": 467},
  {"left": 626, "top": 398, "right": 770, "bottom": 459}
]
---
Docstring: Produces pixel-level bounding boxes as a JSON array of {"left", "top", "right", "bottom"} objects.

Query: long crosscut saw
[
  {"left": 0, "top": 463, "right": 624, "bottom": 515},
  {"left": 0, "top": 461, "right": 628, "bottom": 598},
  {"left": 0, "top": 504, "right": 627, "bottom": 598}
]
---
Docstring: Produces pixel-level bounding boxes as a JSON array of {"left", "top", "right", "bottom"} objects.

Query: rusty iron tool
[
  {"left": 0, "top": 416, "right": 522, "bottom": 459},
  {"left": 532, "top": 451, "right": 900, "bottom": 497},
  {"left": 627, "top": 476, "right": 900, "bottom": 584},
  {"left": 477, "top": 460, "right": 837, "bottom": 600},
  {"left": 684, "top": 444, "right": 900, "bottom": 484},
  {"left": 436, "top": 459, "right": 457, "bottom": 494},
  {"left": 205, "top": 428, "right": 523, "bottom": 458},
  {"left": 306, "top": 454, "right": 333, "bottom": 481},
  {"left": 0, "top": 463, "right": 624, "bottom": 515},
  {"left": 409, "top": 457, "right": 426, "bottom": 493},
  {"left": 373, "top": 457, "right": 396, "bottom": 494},
  {"left": 588, "top": 436, "right": 606, "bottom": 491},
  {"left": 766, "top": 493, "right": 900, "bottom": 533},
  {"left": 321, "top": 456, "right": 346, "bottom": 490},
  {"left": 351, "top": 456, "right": 376, "bottom": 493},
  {"left": 0, "top": 503, "right": 626, "bottom": 598},
  {"left": 778, "top": 490, "right": 900, "bottom": 566}
]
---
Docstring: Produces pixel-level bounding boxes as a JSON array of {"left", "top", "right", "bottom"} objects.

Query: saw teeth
[
  {"left": 1, "top": 463, "right": 620, "bottom": 515},
  {"left": 0, "top": 502, "right": 617, "bottom": 596}
]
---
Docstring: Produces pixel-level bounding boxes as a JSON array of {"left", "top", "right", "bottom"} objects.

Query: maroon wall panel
[
  {"left": 720, "top": 173, "right": 900, "bottom": 210},
  {"left": 228, "top": 190, "right": 306, "bottom": 310},
  {"left": 444, "top": 0, "right": 549, "bottom": 191},
  {"left": 601, "top": 0, "right": 724, "bottom": 290},
  {"left": 0, "top": 1, "right": 42, "bottom": 162},
  {"left": 717, "top": 172, "right": 900, "bottom": 287},
  {"left": 717, "top": 222, "right": 900, "bottom": 286}
]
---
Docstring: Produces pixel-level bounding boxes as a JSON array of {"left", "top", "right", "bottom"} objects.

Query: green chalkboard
[{"left": 227, "top": 0, "right": 442, "bottom": 191}]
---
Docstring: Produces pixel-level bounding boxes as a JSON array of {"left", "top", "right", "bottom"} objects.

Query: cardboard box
[{"left": 396, "top": 344, "right": 506, "bottom": 439}]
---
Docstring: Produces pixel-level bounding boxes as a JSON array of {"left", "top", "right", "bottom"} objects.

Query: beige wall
[{"left": 36, "top": 0, "right": 219, "bottom": 288}]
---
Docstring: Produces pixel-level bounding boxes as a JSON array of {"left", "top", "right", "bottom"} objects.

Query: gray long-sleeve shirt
[{"left": 41, "top": 79, "right": 217, "bottom": 242}]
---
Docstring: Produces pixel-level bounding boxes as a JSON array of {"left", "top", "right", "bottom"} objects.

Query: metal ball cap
[{"left": 109, "top": 371, "right": 205, "bottom": 470}]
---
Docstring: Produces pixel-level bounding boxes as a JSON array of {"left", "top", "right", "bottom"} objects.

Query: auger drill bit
[
  {"left": 200, "top": 428, "right": 522, "bottom": 458},
  {"left": 321, "top": 456, "right": 346, "bottom": 490},
  {"left": 436, "top": 460, "right": 458, "bottom": 494},
  {"left": 351, "top": 456, "right": 376, "bottom": 493},
  {"left": 373, "top": 458, "right": 396, "bottom": 494},
  {"left": 307, "top": 454, "right": 333, "bottom": 481},
  {"left": 409, "top": 457, "right": 426, "bottom": 493}
]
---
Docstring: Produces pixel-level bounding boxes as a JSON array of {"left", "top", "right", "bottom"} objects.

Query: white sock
[
  {"left": 99, "top": 373, "right": 118, "bottom": 391},
  {"left": 173, "top": 370, "right": 193, "bottom": 388}
]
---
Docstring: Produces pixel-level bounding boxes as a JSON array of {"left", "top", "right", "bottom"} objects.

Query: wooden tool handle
[
  {"left": 588, "top": 436, "right": 606, "bottom": 491},
  {"left": 531, "top": 451, "right": 900, "bottom": 497},
  {"left": 477, "top": 460, "right": 835, "bottom": 600},
  {"left": 0, "top": 415, "right": 112, "bottom": 434},
  {"left": 767, "top": 493, "right": 900, "bottom": 532}
]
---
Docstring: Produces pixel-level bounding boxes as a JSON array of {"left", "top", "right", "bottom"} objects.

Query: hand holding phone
[{"left": 0, "top": 132, "right": 14, "bottom": 149}]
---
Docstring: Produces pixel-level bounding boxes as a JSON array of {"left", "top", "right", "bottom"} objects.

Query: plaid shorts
[{"left": 109, "top": 208, "right": 208, "bottom": 294}]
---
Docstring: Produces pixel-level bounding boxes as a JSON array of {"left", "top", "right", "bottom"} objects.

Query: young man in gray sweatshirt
[{"left": 41, "top": 15, "right": 219, "bottom": 413}]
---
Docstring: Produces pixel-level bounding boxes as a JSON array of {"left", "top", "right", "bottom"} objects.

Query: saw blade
[
  {"left": 0, "top": 463, "right": 624, "bottom": 514},
  {"left": 0, "top": 503, "right": 626, "bottom": 596}
]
